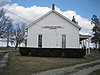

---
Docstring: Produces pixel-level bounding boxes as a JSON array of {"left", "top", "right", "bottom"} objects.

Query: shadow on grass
[{"left": 16, "top": 54, "right": 87, "bottom": 59}]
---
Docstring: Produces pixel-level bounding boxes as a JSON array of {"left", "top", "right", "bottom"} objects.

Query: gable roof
[{"left": 27, "top": 10, "right": 81, "bottom": 30}]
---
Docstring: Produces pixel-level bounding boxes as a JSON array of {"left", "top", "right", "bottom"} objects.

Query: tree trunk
[{"left": 15, "top": 40, "right": 19, "bottom": 50}]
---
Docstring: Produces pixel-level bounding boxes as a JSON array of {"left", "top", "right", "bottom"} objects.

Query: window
[
  {"left": 38, "top": 35, "right": 42, "bottom": 48},
  {"left": 62, "top": 34, "right": 66, "bottom": 48}
]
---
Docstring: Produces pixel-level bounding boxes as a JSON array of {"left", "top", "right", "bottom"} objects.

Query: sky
[
  {"left": 0, "top": 0, "right": 100, "bottom": 35},
  {"left": 14, "top": 0, "right": 100, "bottom": 19}
]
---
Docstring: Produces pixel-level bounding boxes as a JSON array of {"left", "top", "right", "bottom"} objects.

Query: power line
[
  {"left": 4, "top": 8, "right": 32, "bottom": 23},
  {"left": 4, "top": 8, "right": 44, "bottom": 28},
  {"left": 3, "top": 8, "right": 60, "bottom": 37},
  {"left": 1, "top": 8, "right": 60, "bottom": 37},
  {"left": 3, "top": 8, "right": 60, "bottom": 39},
  {"left": 4, "top": 8, "right": 43, "bottom": 28}
]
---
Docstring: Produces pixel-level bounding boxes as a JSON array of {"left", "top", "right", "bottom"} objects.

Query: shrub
[
  {"left": 19, "top": 48, "right": 30, "bottom": 56},
  {"left": 19, "top": 47, "right": 86, "bottom": 58}
]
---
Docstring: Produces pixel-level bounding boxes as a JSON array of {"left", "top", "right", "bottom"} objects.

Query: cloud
[
  {"left": 0, "top": 0, "right": 11, "bottom": 3},
  {"left": 57, "top": 10, "right": 94, "bottom": 35},
  {"left": 0, "top": 3, "right": 93, "bottom": 35},
  {"left": 2, "top": 3, "right": 50, "bottom": 23}
]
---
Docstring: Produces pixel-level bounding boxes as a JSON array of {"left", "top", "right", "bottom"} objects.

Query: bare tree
[
  {"left": 0, "top": 8, "right": 13, "bottom": 47},
  {"left": 14, "top": 22, "right": 27, "bottom": 49}
]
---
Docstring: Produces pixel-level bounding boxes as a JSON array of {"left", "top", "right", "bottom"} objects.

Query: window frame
[
  {"left": 38, "top": 34, "right": 42, "bottom": 48},
  {"left": 62, "top": 34, "right": 66, "bottom": 48}
]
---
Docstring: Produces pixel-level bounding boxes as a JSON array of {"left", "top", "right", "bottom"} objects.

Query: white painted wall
[{"left": 27, "top": 12, "right": 80, "bottom": 48}]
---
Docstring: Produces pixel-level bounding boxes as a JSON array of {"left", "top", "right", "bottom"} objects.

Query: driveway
[
  {"left": 0, "top": 50, "right": 14, "bottom": 74},
  {"left": 31, "top": 59, "right": 100, "bottom": 75}
]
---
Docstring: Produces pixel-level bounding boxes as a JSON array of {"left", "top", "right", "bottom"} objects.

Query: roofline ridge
[{"left": 27, "top": 10, "right": 81, "bottom": 30}]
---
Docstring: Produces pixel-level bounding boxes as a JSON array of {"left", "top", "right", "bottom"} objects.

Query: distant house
[{"left": 27, "top": 4, "right": 81, "bottom": 48}]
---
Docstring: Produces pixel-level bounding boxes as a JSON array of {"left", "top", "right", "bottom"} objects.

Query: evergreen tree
[{"left": 91, "top": 15, "right": 100, "bottom": 49}]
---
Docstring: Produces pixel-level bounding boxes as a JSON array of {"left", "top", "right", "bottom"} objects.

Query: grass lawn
[
  {"left": 4, "top": 49, "right": 100, "bottom": 75},
  {"left": 0, "top": 47, "right": 15, "bottom": 50},
  {"left": 0, "top": 52, "right": 6, "bottom": 60}
]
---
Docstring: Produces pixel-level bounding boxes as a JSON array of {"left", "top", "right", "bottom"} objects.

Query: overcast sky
[{"left": 0, "top": 0, "right": 100, "bottom": 35}]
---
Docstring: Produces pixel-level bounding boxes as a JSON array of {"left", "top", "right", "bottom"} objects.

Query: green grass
[
  {"left": 0, "top": 52, "right": 6, "bottom": 60},
  {"left": 5, "top": 49, "right": 100, "bottom": 75},
  {"left": 0, "top": 47, "right": 18, "bottom": 50}
]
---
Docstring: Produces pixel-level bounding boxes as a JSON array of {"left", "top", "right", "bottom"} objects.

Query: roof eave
[
  {"left": 27, "top": 10, "right": 53, "bottom": 29},
  {"left": 27, "top": 10, "right": 82, "bottom": 30},
  {"left": 53, "top": 10, "right": 82, "bottom": 30}
]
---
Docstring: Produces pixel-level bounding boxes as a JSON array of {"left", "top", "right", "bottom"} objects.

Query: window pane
[
  {"left": 62, "top": 34, "right": 66, "bottom": 48},
  {"left": 38, "top": 35, "right": 42, "bottom": 48}
]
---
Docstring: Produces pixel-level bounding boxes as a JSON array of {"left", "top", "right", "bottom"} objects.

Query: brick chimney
[
  {"left": 72, "top": 16, "right": 76, "bottom": 23},
  {"left": 52, "top": 4, "right": 55, "bottom": 10}
]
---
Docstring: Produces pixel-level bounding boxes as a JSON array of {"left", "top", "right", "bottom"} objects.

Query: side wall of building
[{"left": 27, "top": 12, "right": 80, "bottom": 48}]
